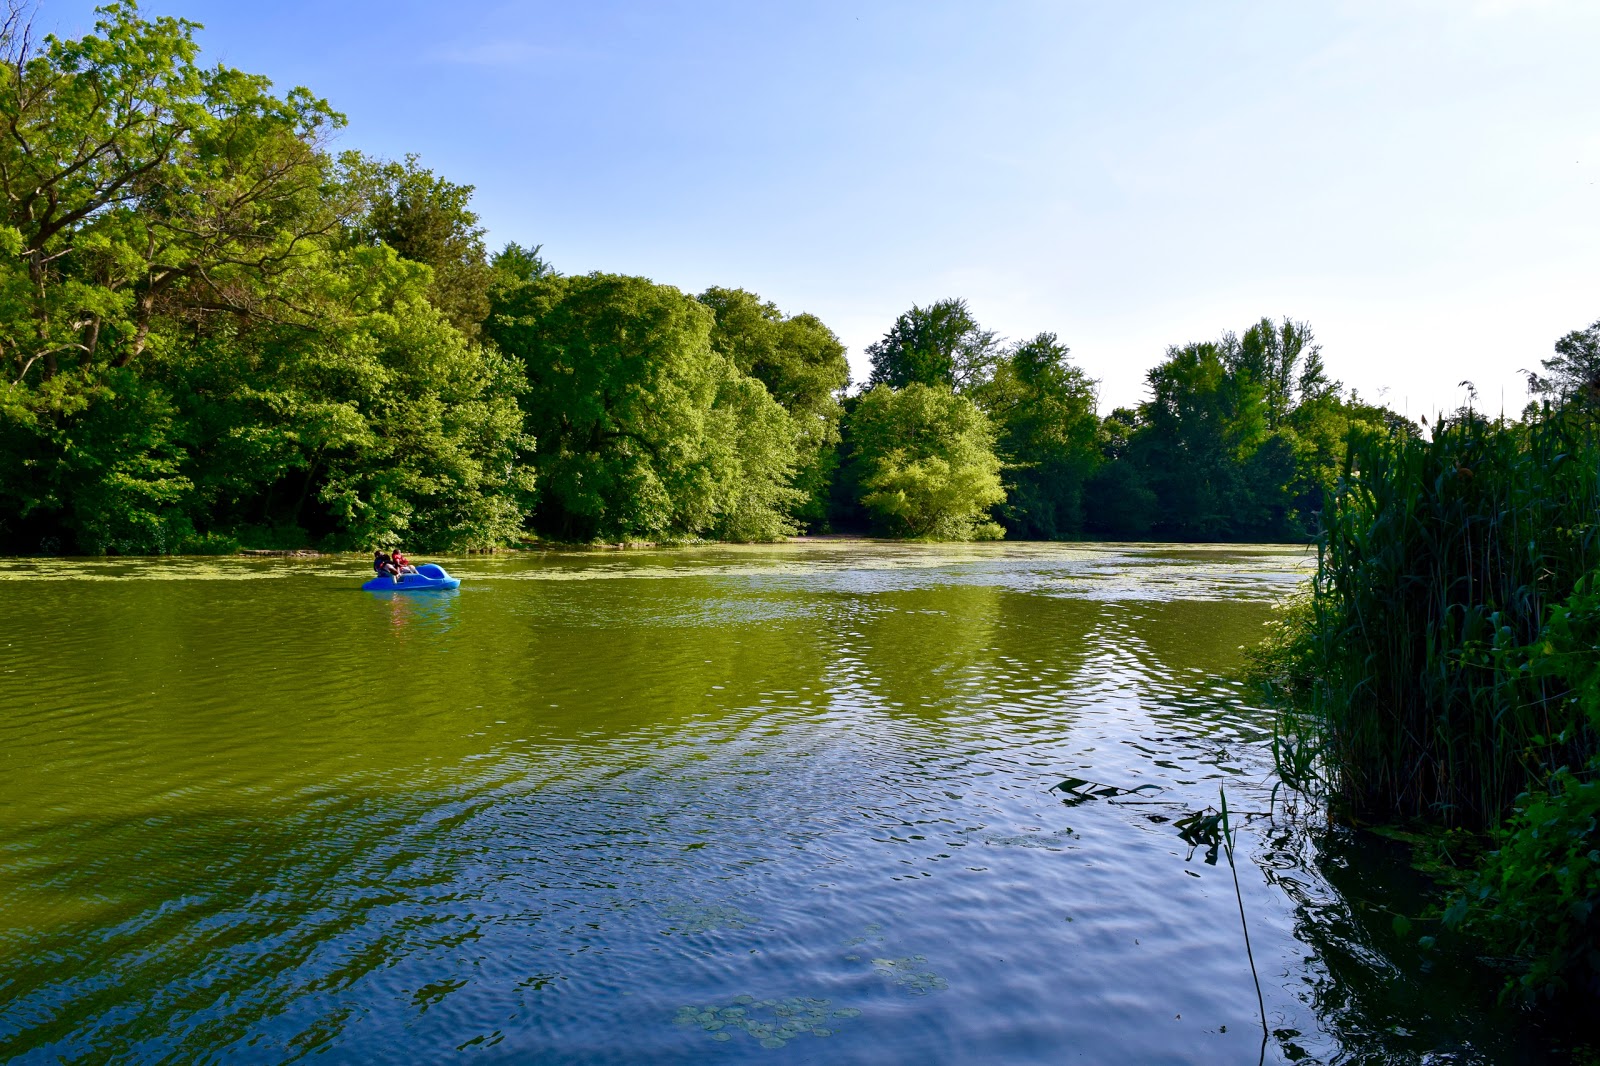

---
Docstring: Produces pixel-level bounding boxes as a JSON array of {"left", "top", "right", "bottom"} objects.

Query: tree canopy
[
  {"left": 864, "top": 297, "right": 998, "bottom": 393},
  {"left": 0, "top": 2, "right": 347, "bottom": 385},
  {"left": 697, "top": 286, "right": 848, "bottom": 530},
  {"left": 844, "top": 383, "right": 1004, "bottom": 540},
  {"left": 492, "top": 241, "right": 558, "bottom": 287},
  {"left": 974, "top": 332, "right": 1100, "bottom": 539},
  {"left": 1089, "top": 318, "right": 1404, "bottom": 541},
  {"left": 0, "top": 2, "right": 528, "bottom": 553},
  {"left": 1526, "top": 318, "right": 1600, "bottom": 410},
  {"left": 486, "top": 273, "right": 797, "bottom": 542},
  {"left": 355, "top": 154, "right": 494, "bottom": 338}
]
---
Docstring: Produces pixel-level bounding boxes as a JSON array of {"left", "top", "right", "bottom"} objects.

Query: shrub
[
  {"left": 177, "top": 531, "right": 242, "bottom": 555},
  {"left": 1447, "top": 760, "right": 1600, "bottom": 1003}
]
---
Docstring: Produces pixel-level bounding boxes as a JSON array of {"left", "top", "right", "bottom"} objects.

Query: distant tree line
[{"left": 0, "top": 3, "right": 1426, "bottom": 554}]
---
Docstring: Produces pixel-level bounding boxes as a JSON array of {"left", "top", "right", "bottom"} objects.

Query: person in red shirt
[{"left": 390, "top": 548, "right": 419, "bottom": 576}]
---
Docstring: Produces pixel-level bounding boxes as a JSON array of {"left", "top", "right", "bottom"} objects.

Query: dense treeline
[
  {"left": 0, "top": 4, "right": 1414, "bottom": 554},
  {"left": 834, "top": 298, "right": 1413, "bottom": 542},
  {"left": 1251, "top": 326, "right": 1600, "bottom": 1003}
]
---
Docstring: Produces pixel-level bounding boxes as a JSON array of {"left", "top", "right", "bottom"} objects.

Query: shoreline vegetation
[
  {"left": 11, "top": 532, "right": 1321, "bottom": 561},
  {"left": 4, "top": 4, "right": 1417, "bottom": 559},
  {"left": 1248, "top": 341, "right": 1600, "bottom": 1010}
]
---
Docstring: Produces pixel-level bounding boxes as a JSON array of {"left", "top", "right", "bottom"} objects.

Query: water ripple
[{"left": 0, "top": 543, "right": 1546, "bottom": 1064}]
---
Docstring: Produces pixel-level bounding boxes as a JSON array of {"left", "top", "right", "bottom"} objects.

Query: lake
[{"left": 0, "top": 543, "right": 1551, "bottom": 1064}]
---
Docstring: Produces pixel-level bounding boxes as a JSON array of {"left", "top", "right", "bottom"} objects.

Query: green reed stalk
[
  {"left": 1282, "top": 409, "right": 1600, "bottom": 829},
  {"left": 1218, "top": 787, "right": 1267, "bottom": 1042}
]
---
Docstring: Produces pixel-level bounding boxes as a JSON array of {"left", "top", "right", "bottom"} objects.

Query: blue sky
[{"left": 45, "top": 1, "right": 1600, "bottom": 415}]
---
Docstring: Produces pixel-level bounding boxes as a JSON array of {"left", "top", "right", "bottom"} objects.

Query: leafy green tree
[
  {"left": 1526, "top": 318, "right": 1600, "bottom": 409},
  {"left": 0, "top": 2, "right": 349, "bottom": 550},
  {"left": 975, "top": 332, "right": 1100, "bottom": 538},
  {"left": 264, "top": 251, "right": 532, "bottom": 550},
  {"left": 704, "top": 374, "right": 802, "bottom": 541},
  {"left": 0, "top": 364, "right": 193, "bottom": 552},
  {"left": 1277, "top": 390, "right": 1412, "bottom": 531},
  {"left": 492, "top": 241, "right": 558, "bottom": 286},
  {"left": 0, "top": 2, "right": 345, "bottom": 385},
  {"left": 144, "top": 246, "right": 531, "bottom": 553},
  {"left": 1119, "top": 318, "right": 1378, "bottom": 541},
  {"left": 330, "top": 340, "right": 529, "bottom": 547},
  {"left": 0, "top": 5, "right": 533, "bottom": 553},
  {"left": 697, "top": 287, "right": 847, "bottom": 423},
  {"left": 697, "top": 286, "right": 847, "bottom": 530},
  {"left": 1131, "top": 342, "right": 1260, "bottom": 538},
  {"left": 487, "top": 273, "right": 797, "bottom": 542},
  {"left": 1229, "top": 318, "right": 1323, "bottom": 428},
  {"left": 845, "top": 383, "right": 1004, "bottom": 539},
  {"left": 865, "top": 297, "right": 998, "bottom": 392},
  {"left": 356, "top": 154, "right": 494, "bottom": 338},
  {"left": 1096, "top": 407, "right": 1140, "bottom": 461}
]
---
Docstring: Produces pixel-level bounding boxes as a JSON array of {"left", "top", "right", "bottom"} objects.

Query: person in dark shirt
[{"left": 373, "top": 550, "right": 400, "bottom": 582}]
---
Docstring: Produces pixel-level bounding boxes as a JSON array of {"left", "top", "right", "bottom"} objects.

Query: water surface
[{"left": 0, "top": 543, "right": 1551, "bottom": 1063}]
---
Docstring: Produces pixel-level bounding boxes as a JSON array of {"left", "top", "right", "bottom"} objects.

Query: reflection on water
[
  {"left": 370, "top": 586, "right": 462, "bottom": 635},
  {"left": 0, "top": 543, "right": 1553, "bottom": 1064}
]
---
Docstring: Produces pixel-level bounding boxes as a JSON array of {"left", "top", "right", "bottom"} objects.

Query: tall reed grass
[{"left": 1278, "top": 408, "right": 1600, "bottom": 829}]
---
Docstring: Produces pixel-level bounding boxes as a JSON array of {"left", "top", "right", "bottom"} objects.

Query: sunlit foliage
[
  {"left": 0, "top": 2, "right": 531, "bottom": 553},
  {"left": 844, "top": 384, "right": 1004, "bottom": 540},
  {"left": 487, "top": 273, "right": 797, "bottom": 542},
  {"left": 698, "top": 286, "right": 848, "bottom": 531}
]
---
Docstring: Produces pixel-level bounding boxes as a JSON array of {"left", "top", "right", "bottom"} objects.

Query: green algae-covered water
[{"left": 0, "top": 543, "right": 1552, "bottom": 1064}]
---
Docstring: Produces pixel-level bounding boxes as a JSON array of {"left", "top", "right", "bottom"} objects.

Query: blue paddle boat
[{"left": 362, "top": 562, "right": 461, "bottom": 592}]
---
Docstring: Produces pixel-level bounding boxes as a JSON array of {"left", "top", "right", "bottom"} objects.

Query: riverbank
[{"left": 0, "top": 535, "right": 1318, "bottom": 564}]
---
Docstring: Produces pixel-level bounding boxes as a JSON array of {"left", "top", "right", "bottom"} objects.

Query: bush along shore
[
  {"left": 1249, "top": 323, "right": 1600, "bottom": 1007},
  {"left": 0, "top": 3, "right": 1424, "bottom": 556}
]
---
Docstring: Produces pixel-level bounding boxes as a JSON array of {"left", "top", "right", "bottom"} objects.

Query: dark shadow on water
[{"left": 1258, "top": 819, "right": 1565, "bottom": 1065}]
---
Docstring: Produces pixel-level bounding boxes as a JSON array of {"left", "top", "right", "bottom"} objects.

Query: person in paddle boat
[
  {"left": 390, "top": 547, "right": 419, "bottom": 576},
  {"left": 373, "top": 550, "right": 401, "bottom": 582}
]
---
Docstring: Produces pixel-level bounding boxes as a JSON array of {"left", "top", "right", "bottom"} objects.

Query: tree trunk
[
  {"left": 288, "top": 450, "right": 324, "bottom": 526},
  {"left": 114, "top": 292, "right": 157, "bottom": 368}
]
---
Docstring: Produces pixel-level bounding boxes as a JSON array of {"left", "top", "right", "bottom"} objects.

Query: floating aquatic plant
[{"left": 674, "top": 995, "right": 860, "bottom": 1048}]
